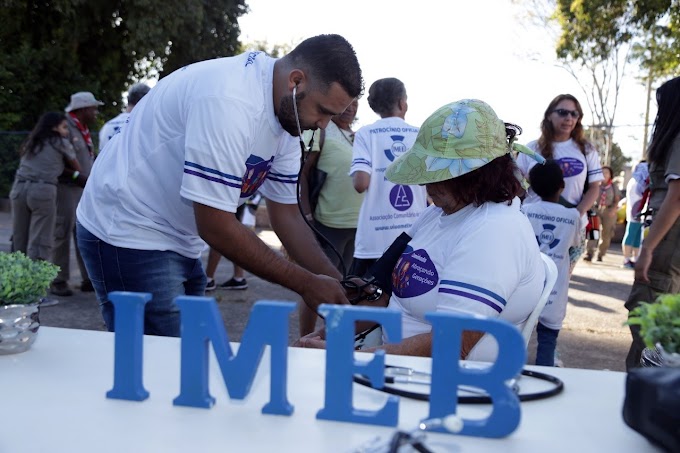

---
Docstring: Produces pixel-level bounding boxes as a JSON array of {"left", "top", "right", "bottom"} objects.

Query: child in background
[
  {"left": 622, "top": 161, "right": 649, "bottom": 269},
  {"left": 522, "top": 160, "right": 582, "bottom": 366}
]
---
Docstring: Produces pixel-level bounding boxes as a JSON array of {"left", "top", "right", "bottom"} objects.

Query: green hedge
[{"left": 0, "top": 132, "right": 25, "bottom": 198}]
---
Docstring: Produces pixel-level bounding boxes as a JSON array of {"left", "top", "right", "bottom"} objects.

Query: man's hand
[{"left": 300, "top": 274, "right": 349, "bottom": 313}]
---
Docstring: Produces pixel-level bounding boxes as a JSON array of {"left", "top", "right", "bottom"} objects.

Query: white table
[{"left": 0, "top": 327, "right": 659, "bottom": 452}]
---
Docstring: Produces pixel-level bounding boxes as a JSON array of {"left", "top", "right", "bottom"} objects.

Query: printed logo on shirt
[
  {"left": 241, "top": 155, "right": 273, "bottom": 197},
  {"left": 391, "top": 247, "right": 438, "bottom": 298},
  {"left": 557, "top": 157, "right": 585, "bottom": 177},
  {"left": 383, "top": 135, "right": 408, "bottom": 161},
  {"left": 537, "top": 223, "right": 561, "bottom": 249},
  {"left": 389, "top": 185, "right": 414, "bottom": 212},
  {"left": 245, "top": 51, "right": 262, "bottom": 67}
]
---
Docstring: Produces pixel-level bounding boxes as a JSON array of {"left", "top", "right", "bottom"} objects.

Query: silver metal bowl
[{"left": 0, "top": 303, "right": 40, "bottom": 355}]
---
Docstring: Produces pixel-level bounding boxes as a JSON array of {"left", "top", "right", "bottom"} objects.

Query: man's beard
[{"left": 278, "top": 91, "right": 308, "bottom": 136}]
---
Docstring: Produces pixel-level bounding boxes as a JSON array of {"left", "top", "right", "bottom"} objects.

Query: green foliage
[
  {"left": 0, "top": 0, "right": 248, "bottom": 131},
  {"left": 627, "top": 293, "right": 680, "bottom": 354},
  {"left": 555, "top": 0, "right": 633, "bottom": 62},
  {"left": 0, "top": 132, "right": 25, "bottom": 198},
  {"left": 0, "top": 252, "right": 59, "bottom": 305},
  {"left": 609, "top": 141, "right": 631, "bottom": 176}
]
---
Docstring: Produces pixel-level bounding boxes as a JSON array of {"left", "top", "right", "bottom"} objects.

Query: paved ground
[{"left": 0, "top": 210, "right": 636, "bottom": 372}]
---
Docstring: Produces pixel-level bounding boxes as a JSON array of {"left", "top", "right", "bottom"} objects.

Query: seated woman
[{"left": 296, "top": 99, "right": 546, "bottom": 361}]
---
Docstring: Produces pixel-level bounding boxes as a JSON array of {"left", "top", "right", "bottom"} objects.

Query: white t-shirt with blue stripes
[
  {"left": 77, "top": 52, "right": 299, "bottom": 259},
  {"left": 385, "top": 200, "right": 544, "bottom": 361}
]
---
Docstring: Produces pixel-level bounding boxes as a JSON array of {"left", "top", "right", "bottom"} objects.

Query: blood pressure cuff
[
  {"left": 622, "top": 367, "right": 680, "bottom": 452},
  {"left": 364, "top": 232, "right": 412, "bottom": 292}
]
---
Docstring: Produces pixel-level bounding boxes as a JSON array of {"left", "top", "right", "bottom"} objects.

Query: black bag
[
  {"left": 365, "top": 232, "right": 412, "bottom": 292},
  {"left": 622, "top": 367, "right": 680, "bottom": 452},
  {"left": 307, "top": 168, "right": 327, "bottom": 215},
  {"left": 307, "top": 129, "right": 327, "bottom": 214}
]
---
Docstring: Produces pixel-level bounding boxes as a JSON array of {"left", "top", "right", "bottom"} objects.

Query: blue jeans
[
  {"left": 76, "top": 222, "right": 206, "bottom": 336},
  {"left": 535, "top": 322, "right": 560, "bottom": 366}
]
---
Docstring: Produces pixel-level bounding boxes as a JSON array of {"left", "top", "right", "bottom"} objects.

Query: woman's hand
[
  {"left": 293, "top": 328, "right": 327, "bottom": 349},
  {"left": 634, "top": 247, "right": 653, "bottom": 283}
]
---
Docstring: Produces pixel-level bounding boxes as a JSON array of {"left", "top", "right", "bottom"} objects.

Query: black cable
[
  {"left": 352, "top": 368, "right": 564, "bottom": 404},
  {"left": 295, "top": 139, "right": 349, "bottom": 278}
]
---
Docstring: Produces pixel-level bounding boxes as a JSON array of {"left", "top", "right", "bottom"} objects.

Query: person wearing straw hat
[
  {"left": 297, "top": 99, "right": 546, "bottom": 361},
  {"left": 50, "top": 91, "right": 102, "bottom": 297}
]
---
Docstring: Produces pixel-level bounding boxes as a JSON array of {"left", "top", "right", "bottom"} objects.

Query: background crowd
[{"left": 6, "top": 36, "right": 680, "bottom": 370}]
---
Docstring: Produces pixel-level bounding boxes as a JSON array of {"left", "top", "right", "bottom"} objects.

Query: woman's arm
[
  {"left": 577, "top": 181, "right": 601, "bottom": 216},
  {"left": 635, "top": 179, "right": 680, "bottom": 282},
  {"left": 352, "top": 171, "right": 370, "bottom": 193}
]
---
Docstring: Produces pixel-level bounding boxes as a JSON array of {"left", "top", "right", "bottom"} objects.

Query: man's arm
[
  {"left": 194, "top": 202, "right": 348, "bottom": 311},
  {"left": 266, "top": 198, "right": 343, "bottom": 280},
  {"left": 353, "top": 171, "right": 370, "bottom": 193},
  {"left": 635, "top": 179, "right": 680, "bottom": 282},
  {"left": 577, "top": 181, "right": 601, "bottom": 216}
]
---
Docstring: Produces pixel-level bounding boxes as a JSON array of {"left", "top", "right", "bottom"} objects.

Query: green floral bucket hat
[{"left": 385, "top": 99, "right": 544, "bottom": 185}]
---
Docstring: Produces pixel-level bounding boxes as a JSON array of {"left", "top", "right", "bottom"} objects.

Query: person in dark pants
[
  {"left": 625, "top": 76, "right": 680, "bottom": 369},
  {"left": 51, "top": 92, "right": 100, "bottom": 296},
  {"left": 11, "top": 112, "right": 82, "bottom": 261}
]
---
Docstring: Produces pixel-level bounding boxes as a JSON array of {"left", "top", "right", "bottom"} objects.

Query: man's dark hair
[
  {"left": 529, "top": 160, "right": 564, "bottom": 200},
  {"left": 287, "top": 34, "right": 364, "bottom": 98},
  {"left": 368, "top": 78, "right": 406, "bottom": 116},
  {"left": 127, "top": 83, "right": 151, "bottom": 106}
]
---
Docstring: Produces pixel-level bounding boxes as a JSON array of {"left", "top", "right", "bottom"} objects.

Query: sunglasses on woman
[{"left": 552, "top": 108, "right": 580, "bottom": 119}]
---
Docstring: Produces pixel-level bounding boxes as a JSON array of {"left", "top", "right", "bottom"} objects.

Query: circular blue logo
[{"left": 389, "top": 185, "right": 414, "bottom": 212}]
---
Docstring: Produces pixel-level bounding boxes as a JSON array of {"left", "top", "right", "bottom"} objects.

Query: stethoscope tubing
[{"left": 353, "top": 367, "right": 564, "bottom": 404}]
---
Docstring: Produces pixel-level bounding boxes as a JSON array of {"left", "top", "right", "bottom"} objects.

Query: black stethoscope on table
[{"left": 353, "top": 364, "right": 564, "bottom": 404}]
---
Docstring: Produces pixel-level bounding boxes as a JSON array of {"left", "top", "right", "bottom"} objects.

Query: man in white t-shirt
[
  {"left": 76, "top": 35, "right": 364, "bottom": 336},
  {"left": 98, "top": 83, "right": 151, "bottom": 153},
  {"left": 349, "top": 78, "right": 426, "bottom": 277}
]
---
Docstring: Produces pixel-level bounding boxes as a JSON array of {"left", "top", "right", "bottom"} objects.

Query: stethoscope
[
  {"left": 353, "top": 364, "right": 564, "bottom": 404},
  {"left": 291, "top": 85, "right": 380, "bottom": 299}
]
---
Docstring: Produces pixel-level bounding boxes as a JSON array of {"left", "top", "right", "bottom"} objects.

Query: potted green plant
[
  {"left": 0, "top": 251, "right": 59, "bottom": 354},
  {"left": 627, "top": 293, "right": 680, "bottom": 367}
]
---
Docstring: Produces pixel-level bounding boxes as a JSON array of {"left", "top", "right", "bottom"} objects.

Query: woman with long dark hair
[
  {"left": 625, "top": 76, "right": 680, "bottom": 369},
  {"left": 516, "top": 94, "right": 604, "bottom": 265},
  {"left": 10, "top": 112, "right": 81, "bottom": 261}
]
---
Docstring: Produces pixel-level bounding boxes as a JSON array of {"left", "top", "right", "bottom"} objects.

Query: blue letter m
[{"left": 172, "top": 298, "right": 296, "bottom": 416}]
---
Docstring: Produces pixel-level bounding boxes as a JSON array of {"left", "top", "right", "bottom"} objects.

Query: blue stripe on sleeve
[{"left": 439, "top": 280, "right": 506, "bottom": 306}]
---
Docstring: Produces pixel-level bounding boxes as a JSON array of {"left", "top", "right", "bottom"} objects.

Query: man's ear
[{"left": 288, "top": 69, "right": 307, "bottom": 93}]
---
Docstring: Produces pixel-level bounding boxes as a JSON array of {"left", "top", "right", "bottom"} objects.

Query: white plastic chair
[
  {"left": 465, "top": 252, "right": 558, "bottom": 362},
  {"left": 521, "top": 252, "right": 558, "bottom": 347}
]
